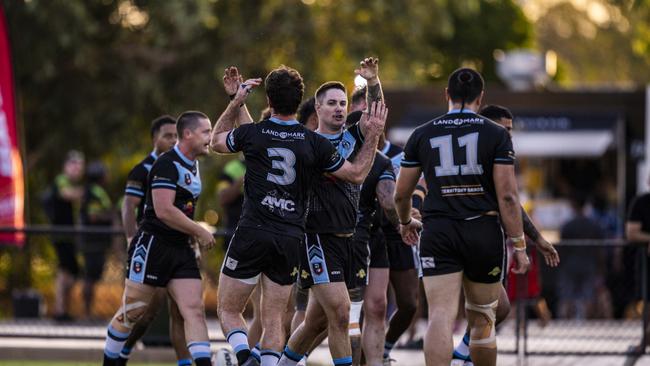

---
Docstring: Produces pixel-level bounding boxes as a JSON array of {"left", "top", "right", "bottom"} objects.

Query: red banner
[{"left": 0, "top": 4, "right": 24, "bottom": 246}]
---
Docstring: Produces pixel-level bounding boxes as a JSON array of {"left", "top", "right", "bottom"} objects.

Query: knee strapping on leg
[
  {"left": 465, "top": 300, "right": 498, "bottom": 349},
  {"left": 347, "top": 286, "right": 364, "bottom": 337},
  {"left": 114, "top": 298, "right": 149, "bottom": 329}
]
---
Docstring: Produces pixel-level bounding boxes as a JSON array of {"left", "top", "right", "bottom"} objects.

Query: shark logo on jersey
[{"left": 261, "top": 190, "right": 295, "bottom": 215}]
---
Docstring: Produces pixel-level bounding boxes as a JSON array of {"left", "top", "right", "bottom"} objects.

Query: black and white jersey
[
  {"left": 401, "top": 110, "right": 515, "bottom": 219},
  {"left": 124, "top": 152, "right": 158, "bottom": 224},
  {"left": 305, "top": 123, "right": 365, "bottom": 234},
  {"left": 355, "top": 152, "right": 395, "bottom": 242},
  {"left": 226, "top": 117, "right": 344, "bottom": 239},
  {"left": 141, "top": 146, "right": 201, "bottom": 245}
]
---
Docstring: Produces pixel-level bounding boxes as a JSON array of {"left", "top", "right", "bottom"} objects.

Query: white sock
[
  {"left": 277, "top": 345, "right": 303, "bottom": 366},
  {"left": 261, "top": 349, "right": 281, "bottom": 365},
  {"left": 453, "top": 332, "right": 471, "bottom": 358},
  {"left": 104, "top": 325, "right": 130, "bottom": 359},
  {"left": 226, "top": 329, "right": 250, "bottom": 355}
]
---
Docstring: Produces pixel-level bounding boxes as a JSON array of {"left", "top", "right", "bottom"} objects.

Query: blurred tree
[
  {"left": 3, "top": 0, "right": 532, "bottom": 223},
  {"left": 533, "top": 0, "right": 650, "bottom": 86}
]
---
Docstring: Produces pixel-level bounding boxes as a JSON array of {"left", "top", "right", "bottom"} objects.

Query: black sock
[
  {"left": 194, "top": 357, "right": 212, "bottom": 366},
  {"left": 236, "top": 349, "right": 252, "bottom": 365},
  {"left": 103, "top": 354, "right": 117, "bottom": 366}
]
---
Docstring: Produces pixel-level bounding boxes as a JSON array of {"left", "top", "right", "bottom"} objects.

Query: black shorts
[
  {"left": 298, "top": 233, "right": 354, "bottom": 289},
  {"left": 369, "top": 225, "right": 418, "bottom": 271},
  {"left": 384, "top": 224, "right": 419, "bottom": 271},
  {"left": 222, "top": 227, "right": 300, "bottom": 286},
  {"left": 419, "top": 215, "right": 506, "bottom": 284},
  {"left": 53, "top": 241, "right": 80, "bottom": 276},
  {"left": 126, "top": 230, "right": 200, "bottom": 287},
  {"left": 369, "top": 228, "right": 389, "bottom": 268}
]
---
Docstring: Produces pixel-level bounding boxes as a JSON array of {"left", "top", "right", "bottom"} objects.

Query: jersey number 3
[
  {"left": 429, "top": 132, "right": 483, "bottom": 177},
  {"left": 267, "top": 148, "right": 296, "bottom": 185}
]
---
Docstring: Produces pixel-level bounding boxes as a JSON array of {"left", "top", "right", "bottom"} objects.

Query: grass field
[{"left": 0, "top": 362, "right": 170, "bottom": 366}]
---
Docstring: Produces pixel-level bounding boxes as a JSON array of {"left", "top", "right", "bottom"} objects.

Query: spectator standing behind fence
[
  {"left": 626, "top": 178, "right": 650, "bottom": 351},
  {"left": 79, "top": 161, "right": 113, "bottom": 320},
  {"left": 42, "top": 150, "right": 85, "bottom": 321},
  {"left": 557, "top": 195, "right": 604, "bottom": 319}
]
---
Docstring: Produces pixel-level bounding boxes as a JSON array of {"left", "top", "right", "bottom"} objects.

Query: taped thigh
[{"left": 465, "top": 299, "right": 498, "bottom": 348}]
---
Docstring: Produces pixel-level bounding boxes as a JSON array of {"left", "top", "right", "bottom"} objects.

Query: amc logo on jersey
[{"left": 261, "top": 195, "right": 295, "bottom": 212}]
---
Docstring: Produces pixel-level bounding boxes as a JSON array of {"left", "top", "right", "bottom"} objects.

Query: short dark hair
[
  {"left": 351, "top": 87, "right": 366, "bottom": 106},
  {"left": 265, "top": 65, "right": 304, "bottom": 115},
  {"left": 297, "top": 97, "right": 316, "bottom": 125},
  {"left": 150, "top": 115, "right": 176, "bottom": 138},
  {"left": 176, "top": 111, "right": 208, "bottom": 139},
  {"left": 447, "top": 68, "right": 484, "bottom": 109},
  {"left": 315, "top": 81, "right": 347, "bottom": 104},
  {"left": 480, "top": 105, "right": 513, "bottom": 121}
]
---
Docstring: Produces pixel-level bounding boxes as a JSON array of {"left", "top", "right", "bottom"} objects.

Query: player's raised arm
[
  {"left": 211, "top": 77, "right": 261, "bottom": 153},
  {"left": 355, "top": 57, "right": 384, "bottom": 137},
  {"left": 331, "top": 101, "right": 387, "bottom": 184}
]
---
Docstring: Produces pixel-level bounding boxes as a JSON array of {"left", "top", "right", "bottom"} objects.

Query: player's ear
[{"left": 476, "top": 91, "right": 485, "bottom": 106}]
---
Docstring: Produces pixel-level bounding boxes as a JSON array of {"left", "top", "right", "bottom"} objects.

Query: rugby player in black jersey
[
  {"left": 290, "top": 107, "right": 397, "bottom": 366},
  {"left": 117, "top": 116, "right": 193, "bottom": 366},
  {"left": 104, "top": 111, "right": 216, "bottom": 366},
  {"left": 275, "top": 58, "right": 387, "bottom": 366},
  {"left": 449, "top": 105, "right": 559, "bottom": 366},
  {"left": 210, "top": 65, "right": 385, "bottom": 366},
  {"left": 394, "top": 68, "right": 529, "bottom": 366}
]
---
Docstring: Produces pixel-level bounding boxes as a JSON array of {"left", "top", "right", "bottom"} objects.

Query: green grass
[{"left": 0, "top": 362, "right": 171, "bottom": 366}]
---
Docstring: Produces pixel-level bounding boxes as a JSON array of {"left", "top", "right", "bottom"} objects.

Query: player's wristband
[
  {"left": 513, "top": 246, "right": 527, "bottom": 252},
  {"left": 412, "top": 186, "right": 425, "bottom": 210},
  {"left": 400, "top": 218, "right": 412, "bottom": 226},
  {"left": 510, "top": 234, "right": 526, "bottom": 250}
]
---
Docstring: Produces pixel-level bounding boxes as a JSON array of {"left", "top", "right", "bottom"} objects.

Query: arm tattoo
[
  {"left": 366, "top": 82, "right": 384, "bottom": 108},
  {"left": 376, "top": 179, "right": 399, "bottom": 227},
  {"left": 521, "top": 206, "right": 541, "bottom": 242},
  {"left": 350, "top": 134, "right": 379, "bottom": 178}
]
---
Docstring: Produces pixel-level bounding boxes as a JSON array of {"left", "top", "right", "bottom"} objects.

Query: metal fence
[
  {"left": 510, "top": 239, "right": 648, "bottom": 357},
  {"left": 0, "top": 227, "right": 648, "bottom": 358}
]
